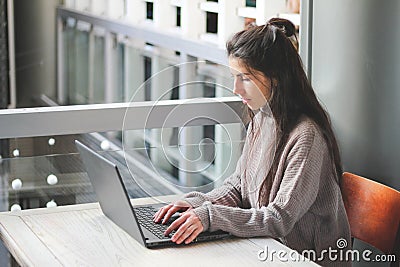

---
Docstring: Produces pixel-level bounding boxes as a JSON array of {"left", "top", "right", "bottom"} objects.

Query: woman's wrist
[
  {"left": 193, "top": 203, "right": 211, "bottom": 232},
  {"left": 183, "top": 196, "right": 205, "bottom": 209}
]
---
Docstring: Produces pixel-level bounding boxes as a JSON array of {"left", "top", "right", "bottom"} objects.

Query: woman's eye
[{"left": 231, "top": 74, "right": 250, "bottom": 82}]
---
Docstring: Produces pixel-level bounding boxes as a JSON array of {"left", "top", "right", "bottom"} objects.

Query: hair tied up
[{"left": 267, "top": 18, "right": 295, "bottom": 38}]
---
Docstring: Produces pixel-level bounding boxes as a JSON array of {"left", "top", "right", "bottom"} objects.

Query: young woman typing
[{"left": 154, "top": 18, "right": 351, "bottom": 266}]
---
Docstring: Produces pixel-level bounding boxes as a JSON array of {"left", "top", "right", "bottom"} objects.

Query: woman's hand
[
  {"left": 164, "top": 210, "right": 204, "bottom": 244},
  {"left": 153, "top": 200, "right": 192, "bottom": 224}
]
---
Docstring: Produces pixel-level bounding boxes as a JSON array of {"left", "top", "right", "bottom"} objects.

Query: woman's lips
[{"left": 242, "top": 98, "right": 250, "bottom": 104}]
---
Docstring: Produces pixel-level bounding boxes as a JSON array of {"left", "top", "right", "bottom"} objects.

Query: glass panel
[
  {"left": 123, "top": 122, "right": 245, "bottom": 190},
  {"left": 0, "top": 133, "right": 244, "bottom": 212},
  {"left": 63, "top": 23, "right": 90, "bottom": 105},
  {"left": 93, "top": 35, "right": 105, "bottom": 103},
  {"left": 124, "top": 44, "right": 146, "bottom": 102},
  {"left": 74, "top": 30, "right": 90, "bottom": 104},
  {"left": 63, "top": 21, "right": 75, "bottom": 103},
  {"left": 111, "top": 41, "right": 125, "bottom": 103}
]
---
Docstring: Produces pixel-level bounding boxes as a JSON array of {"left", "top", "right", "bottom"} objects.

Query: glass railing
[{"left": 0, "top": 138, "right": 244, "bottom": 212}]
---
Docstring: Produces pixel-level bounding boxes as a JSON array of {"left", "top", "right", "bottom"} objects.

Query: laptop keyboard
[{"left": 133, "top": 206, "right": 176, "bottom": 240}]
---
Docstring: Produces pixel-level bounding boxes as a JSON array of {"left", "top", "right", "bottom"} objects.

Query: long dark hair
[{"left": 226, "top": 18, "right": 342, "bottom": 206}]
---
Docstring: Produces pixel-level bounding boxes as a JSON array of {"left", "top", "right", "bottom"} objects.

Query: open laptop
[{"left": 75, "top": 140, "right": 230, "bottom": 248}]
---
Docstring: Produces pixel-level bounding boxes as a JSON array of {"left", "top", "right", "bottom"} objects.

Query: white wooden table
[{"left": 0, "top": 195, "right": 318, "bottom": 266}]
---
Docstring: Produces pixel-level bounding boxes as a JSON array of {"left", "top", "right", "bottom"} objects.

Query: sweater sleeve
[
  {"left": 192, "top": 129, "right": 324, "bottom": 238},
  {"left": 183, "top": 154, "right": 244, "bottom": 208}
]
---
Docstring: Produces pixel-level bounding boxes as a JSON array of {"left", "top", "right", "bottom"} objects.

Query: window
[
  {"left": 206, "top": 12, "right": 218, "bottom": 34},
  {"left": 146, "top": 2, "right": 153, "bottom": 20}
]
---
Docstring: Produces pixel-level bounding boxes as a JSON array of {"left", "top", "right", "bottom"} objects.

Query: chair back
[{"left": 341, "top": 172, "right": 400, "bottom": 255}]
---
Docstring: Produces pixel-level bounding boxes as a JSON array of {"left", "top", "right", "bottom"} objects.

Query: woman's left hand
[{"left": 164, "top": 210, "right": 204, "bottom": 244}]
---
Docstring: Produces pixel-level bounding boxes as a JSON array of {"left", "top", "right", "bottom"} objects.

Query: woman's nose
[{"left": 233, "top": 79, "right": 244, "bottom": 95}]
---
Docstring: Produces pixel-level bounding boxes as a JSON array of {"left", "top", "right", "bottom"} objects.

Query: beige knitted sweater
[{"left": 184, "top": 106, "right": 351, "bottom": 266}]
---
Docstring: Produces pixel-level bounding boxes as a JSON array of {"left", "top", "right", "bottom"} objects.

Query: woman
[{"left": 154, "top": 18, "right": 351, "bottom": 266}]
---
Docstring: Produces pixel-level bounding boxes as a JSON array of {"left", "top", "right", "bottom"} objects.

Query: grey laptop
[{"left": 75, "top": 140, "right": 230, "bottom": 248}]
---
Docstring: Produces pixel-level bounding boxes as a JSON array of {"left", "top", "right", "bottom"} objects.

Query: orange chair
[{"left": 341, "top": 172, "right": 400, "bottom": 266}]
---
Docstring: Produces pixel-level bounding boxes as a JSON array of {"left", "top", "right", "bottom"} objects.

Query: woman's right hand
[{"left": 153, "top": 200, "right": 192, "bottom": 224}]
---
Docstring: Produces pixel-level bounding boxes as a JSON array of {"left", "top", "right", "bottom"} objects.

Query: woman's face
[{"left": 228, "top": 56, "right": 272, "bottom": 110}]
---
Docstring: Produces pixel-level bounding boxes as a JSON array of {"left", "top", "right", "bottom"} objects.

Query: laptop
[{"left": 75, "top": 140, "right": 230, "bottom": 248}]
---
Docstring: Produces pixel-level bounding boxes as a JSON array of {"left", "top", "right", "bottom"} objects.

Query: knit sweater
[{"left": 183, "top": 105, "right": 351, "bottom": 266}]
